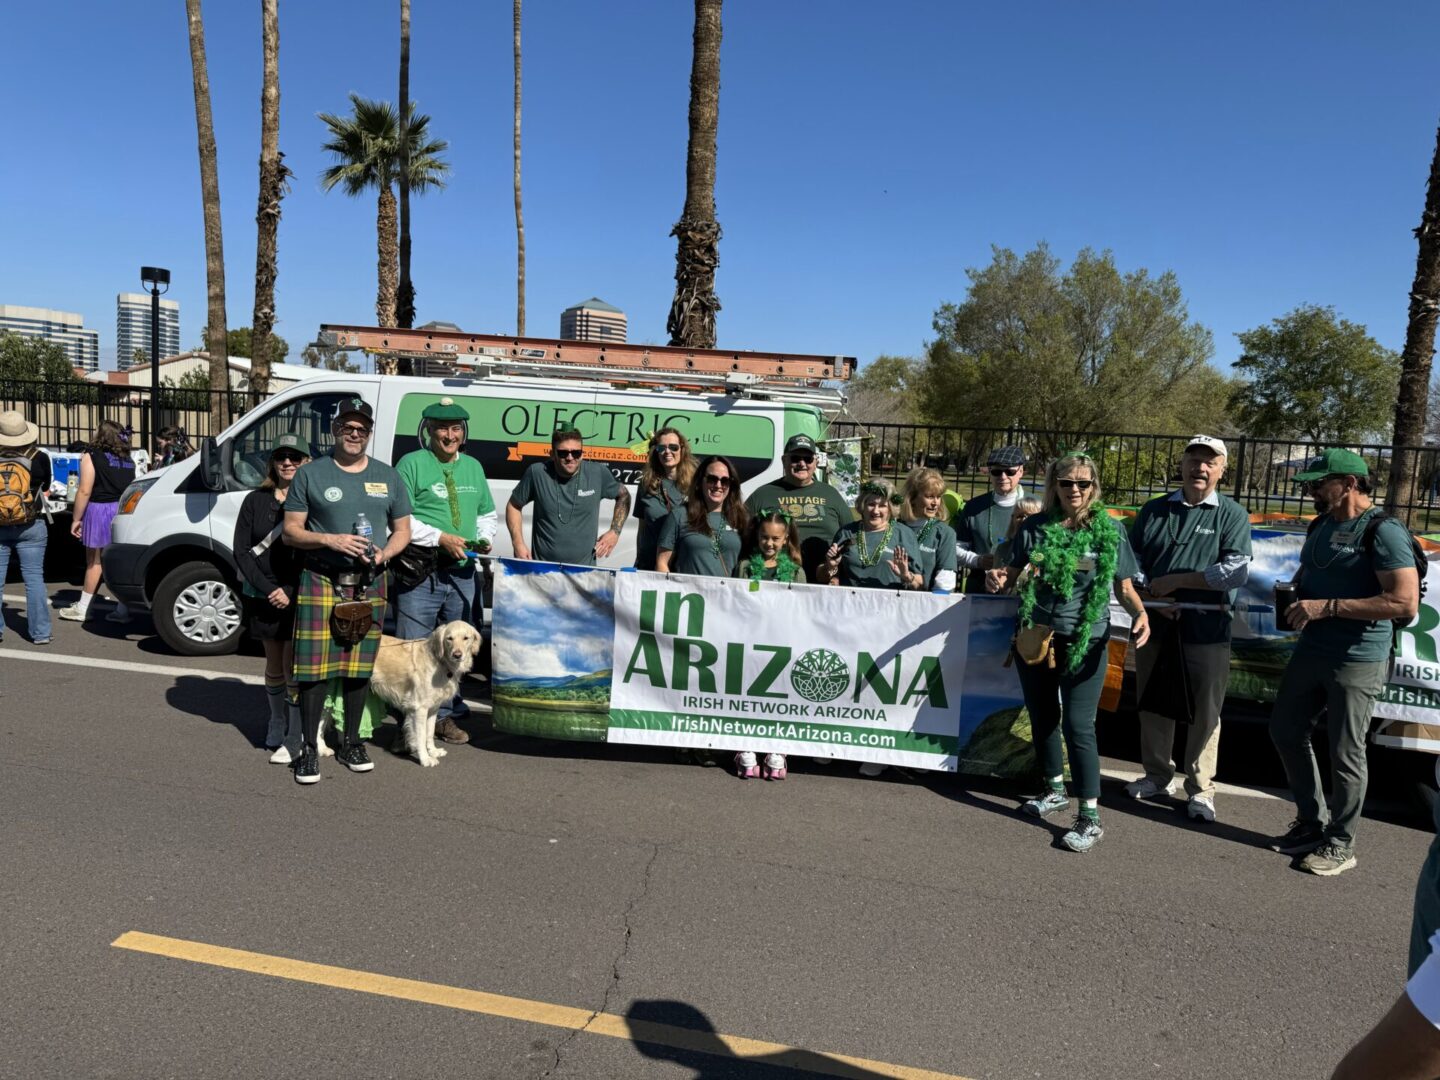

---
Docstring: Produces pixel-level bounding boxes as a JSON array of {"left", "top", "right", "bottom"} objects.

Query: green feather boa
[{"left": 1016, "top": 506, "right": 1119, "bottom": 673}]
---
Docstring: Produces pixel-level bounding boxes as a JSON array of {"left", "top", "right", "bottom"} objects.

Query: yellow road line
[{"left": 112, "top": 931, "right": 973, "bottom": 1080}]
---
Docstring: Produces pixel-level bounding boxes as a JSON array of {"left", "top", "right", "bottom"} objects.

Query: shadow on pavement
[
  {"left": 166, "top": 674, "right": 267, "bottom": 749},
  {"left": 625, "top": 1000, "right": 898, "bottom": 1079}
]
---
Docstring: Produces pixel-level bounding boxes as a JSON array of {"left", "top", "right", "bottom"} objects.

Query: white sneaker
[
  {"left": 1187, "top": 795, "right": 1216, "bottom": 822},
  {"left": 1124, "top": 776, "right": 1175, "bottom": 800},
  {"left": 269, "top": 745, "right": 294, "bottom": 765},
  {"left": 57, "top": 602, "right": 88, "bottom": 622},
  {"left": 858, "top": 762, "right": 887, "bottom": 777}
]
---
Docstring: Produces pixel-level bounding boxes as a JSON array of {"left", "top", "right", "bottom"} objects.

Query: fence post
[{"left": 1232, "top": 436, "right": 1247, "bottom": 501}]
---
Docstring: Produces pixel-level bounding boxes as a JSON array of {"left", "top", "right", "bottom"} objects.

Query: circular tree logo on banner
[{"left": 790, "top": 648, "right": 850, "bottom": 703}]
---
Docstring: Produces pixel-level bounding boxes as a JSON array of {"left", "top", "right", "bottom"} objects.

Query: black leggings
[{"left": 299, "top": 677, "right": 368, "bottom": 749}]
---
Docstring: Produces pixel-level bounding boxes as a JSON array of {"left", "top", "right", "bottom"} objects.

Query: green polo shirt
[
  {"left": 635, "top": 477, "right": 686, "bottom": 571},
  {"left": 510, "top": 459, "right": 622, "bottom": 566},
  {"left": 955, "top": 491, "right": 1022, "bottom": 591},
  {"left": 657, "top": 509, "right": 742, "bottom": 577},
  {"left": 832, "top": 521, "right": 924, "bottom": 589},
  {"left": 1298, "top": 507, "right": 1414, "bottom": 662},
  {"left": 900, "top": 517, "right": 958, "bottom": 591},
  {"left": 1129, "top": 490, "right": 1252, "bottom": 645},
  {"left": 285, "top": 454, "right": 412, "bottom": 572},
  {"left": 744, "top": 477, "right": 852, "bottom": 581},
  {"left": 396, "top": 449, "right": 496, "bottom": 568},
  {"left": 1009, "top": 513, "right": 1138, "bottom": 639}
]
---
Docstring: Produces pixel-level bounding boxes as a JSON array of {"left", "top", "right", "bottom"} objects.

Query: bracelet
[{"left": 1327, "top": 597, "right": 1340, "bottom": 619}]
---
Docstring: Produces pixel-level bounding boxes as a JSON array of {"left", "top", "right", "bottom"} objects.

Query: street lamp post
[{"left": 140, "top": 266, "right": 170, "bottom": 457}]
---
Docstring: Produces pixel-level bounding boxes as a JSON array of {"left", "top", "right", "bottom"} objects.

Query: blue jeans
[
  {"left": 394, "top": 563, "right": 477, "bottom": 720},
  {"left": 0, "top": 518, "right": 50, "bottom": 643}
]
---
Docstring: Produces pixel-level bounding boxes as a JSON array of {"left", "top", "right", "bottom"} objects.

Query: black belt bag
[{"left": 390, "top": 543, "right": 438, "bottom": 590}]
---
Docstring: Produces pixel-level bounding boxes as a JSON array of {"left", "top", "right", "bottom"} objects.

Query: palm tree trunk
[
  {"left": 666, "top": 0, "right": 723, "bottom": 349},
  {"left": 375, "top": 186, "right": 399, "bottom": 373},
  {"left": 513, "top": 0, "right": 526, "bottom": 337},
  {"left": 250, "top": 0, "right": 285, "bottom": 398},
  {"left": 396, "top": 0, "right": 415, "bottom": 331},
  {"left": 1388, "top": 119, "right": 1440, "bottom": 523},
  {"left": 185, "top": 0, "right": 230, "bottom": 429}
]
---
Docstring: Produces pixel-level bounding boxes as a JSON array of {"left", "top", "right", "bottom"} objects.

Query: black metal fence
[
  {"left": 827, "top": 421, "right": 1440, "bottom": 527},
  {"left": 0, "top": 380, "right": 260, "bottom": 451}
]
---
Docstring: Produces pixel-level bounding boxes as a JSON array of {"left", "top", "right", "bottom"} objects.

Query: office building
[
  {"left": 0, "top": 304, "right": 101, "bottom": 373},
  {"left": 560, "top": 298, "right": 626, "bottom": 343},
  {"left": 117, "top": 292, "right": 180, "bottom": 369}
]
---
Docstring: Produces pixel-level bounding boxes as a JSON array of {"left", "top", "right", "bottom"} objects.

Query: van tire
[{"left": 153, "top": 561, "right": 243, "bottom": 656}]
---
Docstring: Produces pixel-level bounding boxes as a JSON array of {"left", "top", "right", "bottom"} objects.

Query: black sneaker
[
  {"left": 295, "top": 747, "right": 321, "bottom": 785},
  {"left": 1061, "top": 815, "right": 1104, "bottom": 853},
  {"left": 337, "top": 742, "right": 374, "bottom": 773},
  {"left": 1271, "top": 819, "right": 1325, "bottom": 855}
]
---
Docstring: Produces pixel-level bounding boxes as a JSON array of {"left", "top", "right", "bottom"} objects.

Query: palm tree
[
  {"left": 184, "top": 0, "right": 230, "bottom": 428},
  {"left": 251, "top": 0, "right": 291, "bottom": 396},
  {"left": 1388, "top": 119, "right": 1440, "bottom": 523},
  {"left": 318, "top": 94, "right": 449, "bottom": 368},
  {"left": 396, "top": 0, "right": 415, "bottom": 329},
  {"left": 666, "top": 0, "right": 723, "bottom": 349},
  {"left": 513, "top": 0, "right": 526, "bottom": 336}
]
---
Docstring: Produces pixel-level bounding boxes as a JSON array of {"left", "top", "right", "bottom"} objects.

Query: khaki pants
[{"left": 1134, "top": 624, "right": 1232, "bottom": 800}]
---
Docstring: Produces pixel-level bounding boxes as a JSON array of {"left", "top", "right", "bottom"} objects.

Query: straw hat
[{"left": 0, "top": 410, "right": 39, "bottom": 449}]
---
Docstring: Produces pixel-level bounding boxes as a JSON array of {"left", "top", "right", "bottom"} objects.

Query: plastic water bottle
[
  {"left": 353, "top": 513, "right": 373, "bottom": 557},
  {"left": 66, "top": 471, "right": 78, "bottom": 504}
]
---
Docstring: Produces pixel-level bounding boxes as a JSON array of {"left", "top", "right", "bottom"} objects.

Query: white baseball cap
[{"left": 1185, "top": 434, "right": 1227, "bottom": 457}]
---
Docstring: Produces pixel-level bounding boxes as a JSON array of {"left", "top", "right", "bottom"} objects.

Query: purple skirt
[{"left": 80, "top": 501, "right": 119, "bottom": 549}]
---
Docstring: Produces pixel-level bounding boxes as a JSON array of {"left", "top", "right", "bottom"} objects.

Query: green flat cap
[
  {"left": 1294, "top": 447, "right": 1368, "bottom": 482},
  {"left": 422, "top": 396, "right": 470, "bottom": 422},
  {"left": 271, "top": 433, "right": 312, "bottom": 457}
]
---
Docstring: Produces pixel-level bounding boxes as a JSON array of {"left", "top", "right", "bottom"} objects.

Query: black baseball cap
[
  {"left": 334, "top": 396, "right": 373, "bottom": 423},
  {"left": 784, "top": 434, "right": 818, "bottom": 455}
]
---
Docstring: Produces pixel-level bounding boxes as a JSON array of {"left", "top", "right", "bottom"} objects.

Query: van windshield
[{"left": 230, "top": 391, "right": 348, "bottom": 488}]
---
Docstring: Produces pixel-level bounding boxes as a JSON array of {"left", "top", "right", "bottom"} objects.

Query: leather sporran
[
  {"left": 1012, "top": 624, "right": 1056, "bottom": 668},
  {"left": 329, "top": 571, "right": 374, "bottom": 647}
]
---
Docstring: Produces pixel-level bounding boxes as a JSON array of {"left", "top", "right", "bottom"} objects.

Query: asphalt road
[{"left": 1, "top": 578, "right": 1434, "bottom": 1080}]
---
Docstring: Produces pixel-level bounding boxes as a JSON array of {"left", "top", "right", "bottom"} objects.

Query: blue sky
[{"left": 4, "top": 2, "right": 1439, "bottom": 374}]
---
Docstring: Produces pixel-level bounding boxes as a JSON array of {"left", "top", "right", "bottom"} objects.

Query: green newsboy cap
[
  {"left": 1294, "top": 447, "right": 1369, "bottom": 482},
  {"left": 421, "top": 396, "right": 471, "bottom": 422},
  {"left": 271, "top": 433, "right": 312, "bottom": 456}
]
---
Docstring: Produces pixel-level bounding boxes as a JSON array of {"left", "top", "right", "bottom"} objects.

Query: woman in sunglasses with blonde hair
[
  {"left": 991, "top": 452, "right": 1150, "bottom": 853},
  {"left": 635, "top": 427, "right": 695, "bottom": 571}
]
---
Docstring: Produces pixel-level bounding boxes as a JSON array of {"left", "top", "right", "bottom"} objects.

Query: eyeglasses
[
  {"left": 990, "top": 467, "right": 1020, "bottom": 477},
  {"left": 554, "top": 448, "right": 584, "bottom": 460},
  {"left": 704, "top": 474, "right": 732, "bottom": 488},
  {"left": 654, "top": 443, "right": 681, "bottom": 453},
  {"left": 1057, "top": 479, "right": 1094, "bottom": 491},
  {"left": 335, "top": 423, "right": 371, "bottom": 437},
  {"left": 1303, "top": 475, "right": 1344, "bottom": 493},
  {"left": 788, "top": 453, "right": 815, "bottom": 464}
]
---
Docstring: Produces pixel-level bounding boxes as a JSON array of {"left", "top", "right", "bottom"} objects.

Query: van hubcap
[{"left": 174, "top": 580, "right": 240, "bottom": 643}]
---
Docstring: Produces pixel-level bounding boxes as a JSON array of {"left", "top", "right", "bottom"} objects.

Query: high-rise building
[
  {"left": 117, "top": 292, "right": 180, "bottom": 369},
  {"left": 560, "top": 298, "right": 626, "bottom": 343},
  {"left": 0, "top": 304, "right": 100, "bottom": 373}
]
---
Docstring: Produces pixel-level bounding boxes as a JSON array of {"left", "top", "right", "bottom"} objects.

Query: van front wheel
[{"left": 153, "top": 561, "right": 243, "bottom": 656}]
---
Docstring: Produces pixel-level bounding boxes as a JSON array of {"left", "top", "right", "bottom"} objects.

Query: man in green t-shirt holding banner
[
  {"left": 1269, "top": 448, "right": 1420, "bottom": 877},
  {"left": 395, "top": 398, "right": 498, "bottom": 744}
]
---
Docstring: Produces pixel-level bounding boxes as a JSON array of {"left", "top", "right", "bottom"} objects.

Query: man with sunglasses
[
  {"left": 743, "top": 434, "right": 851, "bottom": 582},
  {"left": 506, "top": 421, "right": 629, "bottom": 565},
  {"left": 1268, "top": 448, "right": 1420, "bottom": 876},
  {"left": 1125, "top": 435, "right": 1252, "bottom": 823},
  {"left": 954, "top": 446, "right": 1028, "bottom": 592}
]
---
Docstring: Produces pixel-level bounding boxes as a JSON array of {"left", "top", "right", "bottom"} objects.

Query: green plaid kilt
[{"left": 293, "top": 568, "right": 387, "bottom": 682}]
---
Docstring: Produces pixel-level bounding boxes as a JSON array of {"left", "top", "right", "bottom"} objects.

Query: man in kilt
[{"left": 283, "top": 397, "right": 412, "bottom": 785}]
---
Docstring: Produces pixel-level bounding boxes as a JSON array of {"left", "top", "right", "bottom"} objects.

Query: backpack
[
  {"left": 1305, "top": 509, "right": 1429, "bottom": 629},
  {"left": 0, "top": 449, "right": 38, "bottom": 527}
]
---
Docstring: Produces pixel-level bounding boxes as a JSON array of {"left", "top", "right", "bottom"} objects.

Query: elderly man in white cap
[
  {"left": 1125, "top": 435, "right": 1251, "bottom": 822},
  {"left": 0, "top": 409, "right": 53, "bottom": 645}
]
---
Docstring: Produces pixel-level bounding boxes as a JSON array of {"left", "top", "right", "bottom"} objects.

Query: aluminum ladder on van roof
[{"left": 316, "top": 325, "right": 855, "bottom": 410}]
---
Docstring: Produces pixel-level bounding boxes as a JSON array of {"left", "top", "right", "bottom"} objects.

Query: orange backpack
[{"left": 0, "top": 449, "right": 38, "bottom": 527}]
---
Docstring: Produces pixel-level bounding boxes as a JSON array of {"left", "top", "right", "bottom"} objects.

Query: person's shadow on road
[
  {"left": 624, "top": 1000, "right": 896, "bottom": 1079},
  {"left": 166, "top": 674, "right": 267, "bottom": 749}
]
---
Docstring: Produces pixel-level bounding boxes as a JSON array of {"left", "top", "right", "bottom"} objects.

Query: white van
[{"left": 105, "top": 370, "right": 837, "bottom": 655}]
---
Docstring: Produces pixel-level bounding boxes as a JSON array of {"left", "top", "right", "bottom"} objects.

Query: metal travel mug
[{"left": 1274, "top": 580, "right": 1298, "bottom": 626}]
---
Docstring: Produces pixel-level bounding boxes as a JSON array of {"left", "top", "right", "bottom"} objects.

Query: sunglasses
[
  {"left": 990, "top": 467, "right": 1020, "bottom": 477},
  {"left": 554, "top": 448, "right": 584, "bottom": 460},
  {"left": 335, "top": 423, "right": 371, "bottom": 437},
  {"left": 654, "top": 443, "right": 681, "bottom": 453},
  {"left": 274, "top": 453, "right": 305, "bottom": 464},
  {"left": 787, "top": 453, "right": 815, "bottom": 464},
  {"left": 703, "top": 474, "right": 732, "bottom": 488},
  {"left": 1057, "top": 479, "right": 1094, "bottom": 491}
]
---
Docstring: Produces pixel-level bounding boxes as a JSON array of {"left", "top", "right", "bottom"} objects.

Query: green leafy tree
[
  {"left": 847, "top": 354, "right": 920, "bottom": 423},
  {"left": 0, "top": 333, "right": 81, "bottom": 383},
  {"left": 301, "top": 341, "right": 360, "bottom": 373},
  {"left": 918, "top": 245, "right": 1219, "bottom": 446},
  {"left": 1229, "top": 305, "right": 1400, "bottom": 443},
  {"left": 204, "top": 326, "right": 289, "bottom": 368},
  {"left": 131, "top": 347, "right": 149, "bottom": 370}
]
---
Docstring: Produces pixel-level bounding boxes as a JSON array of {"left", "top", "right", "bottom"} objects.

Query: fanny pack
[
  {"left": 390, "top": 543, "right": 438, "bottom": 590},
  {"left": 329, "top": 570, "right": 375, "bottom": 647},
  {"left": 1007, "top": 624, "right": 1056, "bottom": 668}
]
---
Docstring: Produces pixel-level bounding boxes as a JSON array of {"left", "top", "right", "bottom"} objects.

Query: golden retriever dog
[{"left": 370, "top": 620, "right": 483, "bottom": 767}]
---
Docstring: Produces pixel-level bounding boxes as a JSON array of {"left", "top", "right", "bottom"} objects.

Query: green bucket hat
[
  {"left": 421, "top": 396, "right": 470, "bottom": 423},
  {"left": 271, "top": 433, "right": 312, "bottom": 457},
  {"left": 1293, "top": 448, "right": 1369, "bottom": 482}
]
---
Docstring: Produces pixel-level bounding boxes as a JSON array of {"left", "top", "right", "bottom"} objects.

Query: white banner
[
  {"left": 1373, "top": 555, "right": 1440, "bottom": 751},
  {"left": 607, "top": 574, "right": 972, "bottom": 770}
]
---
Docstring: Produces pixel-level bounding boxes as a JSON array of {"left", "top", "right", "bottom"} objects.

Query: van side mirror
[{"left": 196, "top": 437, "right": 229, "bottom": 493}]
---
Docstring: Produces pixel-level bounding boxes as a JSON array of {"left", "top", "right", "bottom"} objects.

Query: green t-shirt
[
  {"left": 955, "top": 491, "right": 1024, "bottom": 591},
  {"left": 657, "top": 509, "right": 742, "bottom": 577},
  {"left": 509, "top": 459, "right": 622, "bottom": 566},
  {"left": 1298, "top": 507, "right": 1415, "bottom": 661},
  {"left": 744, "top": 477, "right": 853, "bottom": 581},
  {"left": 1129, "top": 491, "right": 1252, "bottom": 645},
  {"left": 832, "top": 520, "right": 924, "bottom": 589},
  {"left": 396, "top": 449, "right": 496, "bottom": 568},
  {"left": 900, "top": 517, "right": 958, "bottom": 591},
  {"left": 1008, "top": 513, "right": 1139, "bottom": 639},
  {"left": 635, "top": 477, "right": 686, "bottom": 571},
  {"left": 285, "top": 454, "right": 412, "bottom": 572}
]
